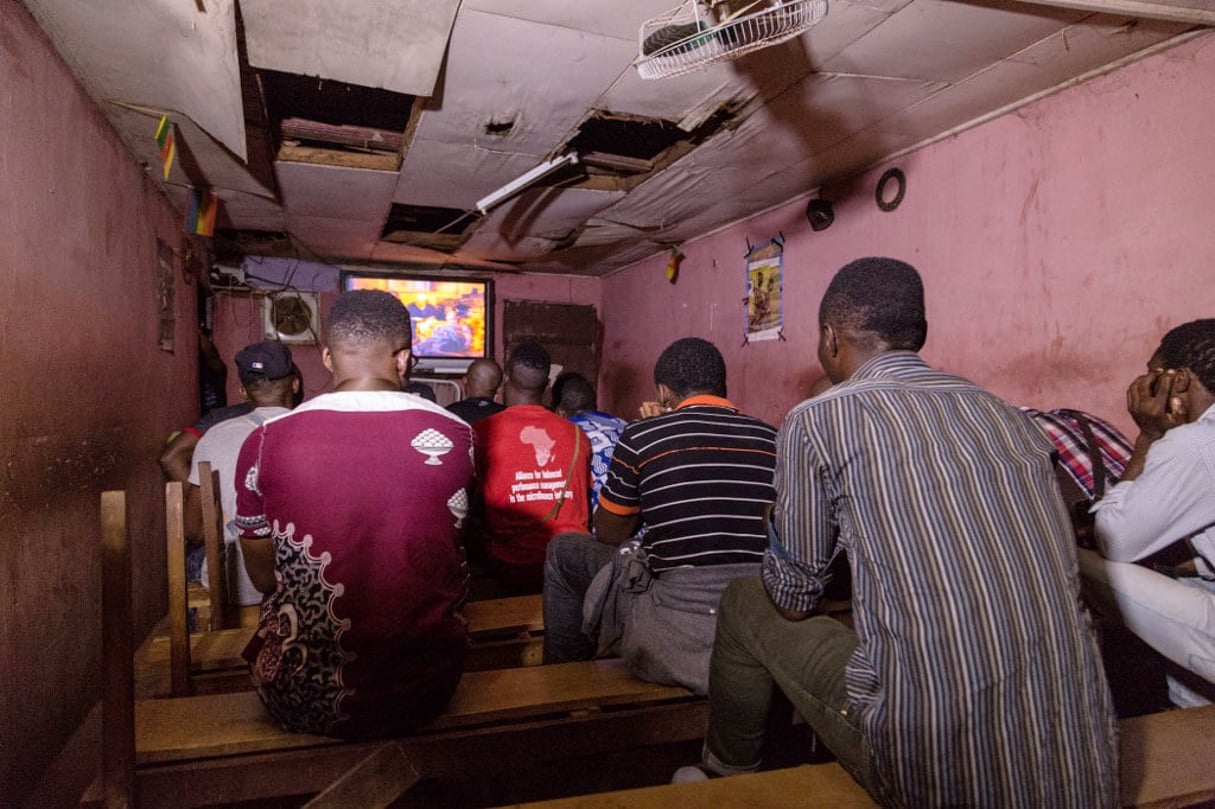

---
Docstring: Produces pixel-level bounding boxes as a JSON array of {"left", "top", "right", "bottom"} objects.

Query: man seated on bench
[
  {"left": 1081, "top": 318, "right": 1215, "bottom": 702},
  {"left": 472, "top": 342, "right": 592, "bottom": 593},
  {"left": 543, "top": 337, "right": 778, "bottom": 694},
  {"left": 185, "top": 340, "right": 299, "bottom": 607},
  {"left": 551, "top": 371, "right": 628, "bottom": 517},
  {"left": 235, "top": 290, "right": 475, "bottom": 738},
  {"left": 680, "top": 258, "right": 1117, "bottom": 806}
]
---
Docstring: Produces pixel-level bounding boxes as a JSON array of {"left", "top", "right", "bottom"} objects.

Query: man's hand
[
  {"left": 638, "top": 401, "right": 670, "bottom": 419},
  {"left": 1127, "top": 369, "right": 1185, "bottom": 440}
]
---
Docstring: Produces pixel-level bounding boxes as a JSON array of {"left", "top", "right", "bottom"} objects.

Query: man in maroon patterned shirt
[{"left": 236, "top": 290, "right": 475, "bottom": 738}]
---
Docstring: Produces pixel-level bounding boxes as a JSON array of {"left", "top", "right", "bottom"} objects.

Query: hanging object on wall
[
  {"left": 157, "top": 238, "right": 176, "bottom": 353},
  {"left": 875, "top": 167, "right": 906, "bottom": 212},
  {"left": 805, "top": 197, "right": 834, "bottom": 231},
  {"left": 742, "top": 234, "right": 785, "bottom": 344},
  {"left": 666, "top": 245, "right": 684, "bottom": 283},
  {"left": 185, "top": 189, "right": 219, "bottom": 237},
  {"left": 154, "top": 115, "right": 176, "bottom": 181},
  {"left": 264, "top": 291, "right": 320, "bottom": 344}
]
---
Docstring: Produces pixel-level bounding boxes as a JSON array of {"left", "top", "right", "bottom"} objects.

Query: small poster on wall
[
  {"left": 743, "top": 235, "right": 784, "bottom": 343},
  {"left": 157, "top": 238, "right": 175, "bottom": 353}
]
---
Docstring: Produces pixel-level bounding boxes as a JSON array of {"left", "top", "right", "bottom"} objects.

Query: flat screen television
[{"left": 340, "top": 272, "right": 493, "bottom": 375}]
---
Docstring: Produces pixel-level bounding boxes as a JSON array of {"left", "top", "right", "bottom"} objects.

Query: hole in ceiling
[
  {"left": 259, "top": 69, "right": 416, "bottom": 158},
  {"left": 484, "top": 117, "right": 517, "bottom": 137},
  {"left": 564, "top": 108, "right": 735, "bottom": 179},
  {"left": 380, "top": 203, "right": 477, "bottom": 251}
]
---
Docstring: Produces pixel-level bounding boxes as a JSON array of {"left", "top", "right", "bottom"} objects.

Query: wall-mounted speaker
[{"left": 806, "top": 198, "right": 834, "bottom": 231}]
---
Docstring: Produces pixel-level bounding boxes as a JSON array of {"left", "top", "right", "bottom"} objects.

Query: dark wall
[{"left": 0, "top": 2, "right": 195, "bottom": 802}]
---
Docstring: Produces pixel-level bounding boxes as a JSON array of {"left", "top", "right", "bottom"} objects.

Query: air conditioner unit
[{"left": 263, "top": 291, "right": 320, "bottom": 344}]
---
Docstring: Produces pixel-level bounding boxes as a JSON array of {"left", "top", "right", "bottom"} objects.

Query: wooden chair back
[
  {"left": 197, "top": 461, "right": 227, "bottom": 630},
  {"left": 164, "top": 481, "right": 191, "bottom": 697},
  {"left": 101, "top": 490, "right": 135, "bottom": 808}
]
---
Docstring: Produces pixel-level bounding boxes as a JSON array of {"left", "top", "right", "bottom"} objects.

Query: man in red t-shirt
[
  {"left": 473, "top": 341, "right": 591, "bottom": 593},
  {"left": 235, "top": 290, "right": 474, "bottom": 739}
]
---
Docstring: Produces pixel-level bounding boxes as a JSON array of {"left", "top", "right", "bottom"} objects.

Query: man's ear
[
  {"left": 237, "top": 385, "right": 250, "bottom": 402},
  {"left": 1171, "top": 368, "right": 1192, "bottom": 393},
  {"left": 656, "top": 383, "right": 676, "bottom": 408},
  {"left": 822, "top": 323, "right": 840, "bottom": 359},
  {"left": 321, "top": 347, "right": 334, "bottom": 372},
  {"left": 395, "top": 349, "right": 412, "bottom": 380}
]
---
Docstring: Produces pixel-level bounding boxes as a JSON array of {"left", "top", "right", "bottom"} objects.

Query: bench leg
[{"left": 303, "top": 743, "right": 421, "bottom": 808}]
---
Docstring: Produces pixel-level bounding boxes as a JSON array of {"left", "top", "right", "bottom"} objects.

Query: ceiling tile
[
  {"left": 881, "top": 16, "right": 1188, "bottom": 142},
  {"left": 23, "top": 0, "right": 246, "bottom": 158},
  {"left": 408, "top": 9, "right": 638, "bottom": 156},
  {"left": 459, "top": 0, "right": 672, "bottom": 41},
  {"left": 241, "top": 0, "right": 461, "bottom": 96},
  {"left": 283, "top": 215, "right": 381, "bottom": 260},
  {"left": 274, "top": 162, "right": 398, "bottom": 221},
  {"left": 395, "top": 140, "right": 544, "bottom": 210},
  {"left": 463, "top": 186, "right": 628, "bottom": 254},
  {"left": 822, "top": 0, "right": 1087, "bottom": 83}
]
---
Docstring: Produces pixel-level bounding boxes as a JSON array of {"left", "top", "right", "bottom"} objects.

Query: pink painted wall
[
  {"left": 0, "top": 1, "right": 194, "bottom": 803},
  {"left": 602, "top": 33, "right": 1215, "bottom": 435},
  {"left": 212, "top": 272, "right": 601, "bottom": 402}
]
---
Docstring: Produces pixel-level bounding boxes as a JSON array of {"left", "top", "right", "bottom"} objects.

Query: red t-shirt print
[{"left": 474, "top": 405, "right": 592, "bottom": 572}]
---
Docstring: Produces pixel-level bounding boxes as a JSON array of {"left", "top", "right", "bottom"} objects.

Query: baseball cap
[{"left": 235, "top": 341, "right": 294, "bottom": 384}]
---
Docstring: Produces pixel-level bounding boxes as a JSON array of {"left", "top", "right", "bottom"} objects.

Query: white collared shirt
[{"left": 1095, "top": 403, "right": 1215, "bottom": 578}]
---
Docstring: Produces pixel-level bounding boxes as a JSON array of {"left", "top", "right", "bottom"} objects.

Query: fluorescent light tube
[{"left": 475, "top": 153, "right": 579, "bottom": 215}]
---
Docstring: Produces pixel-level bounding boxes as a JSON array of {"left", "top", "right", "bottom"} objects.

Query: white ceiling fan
[{"left": 635, "top": 0, "right": 829, "bottom": 80}]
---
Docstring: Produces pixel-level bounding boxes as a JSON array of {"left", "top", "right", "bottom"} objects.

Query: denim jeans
[
  {"left": 703, "top": 576, "right": 880, "bottom": 797},
  {"left": 542, "top": 532, "right": 615, "bottom": 664}
]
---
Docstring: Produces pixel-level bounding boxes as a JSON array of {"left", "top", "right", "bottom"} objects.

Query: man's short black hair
[
  {"left": 508, "top": 341, "right": 551, "bottom": 391},
  {"left": 553, "top": 372, "right": 596, "bottom": 414},
  {"left": 653, "top": 337, "right": 726, "bottom": 399},
  {"left": 1157, "top": 318, "right": 1215, "bottom": 392},
  {"left": 819, "top": 257, "right": 927, "bottom": 351},
  {"left": 326, "top": 290, "right": 411, "bottom": 348}
]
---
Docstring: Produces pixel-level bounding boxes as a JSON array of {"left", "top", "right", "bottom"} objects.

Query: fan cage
[{"left": 636, "top": 0, "right": 828, "bottom": 80}]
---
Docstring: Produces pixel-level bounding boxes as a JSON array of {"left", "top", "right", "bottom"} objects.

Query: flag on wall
[
  {"left": 154, "top": 116, "right": 176, "bottom": 181},
  {"left": 185, "top": 189, "right": 218, "bottom": 237}
]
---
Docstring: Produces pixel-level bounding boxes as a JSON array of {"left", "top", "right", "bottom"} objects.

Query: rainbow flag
[
  {"left": 185, "top": 189, "right": 218, "bottom": 237},
  {"left": 154, "top": 116, "right": 176, "bottom": 181}
]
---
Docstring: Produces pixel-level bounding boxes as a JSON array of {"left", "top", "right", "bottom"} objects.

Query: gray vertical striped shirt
[{"left": 762, "top": 352, "right": 1117, "bottom": 808}]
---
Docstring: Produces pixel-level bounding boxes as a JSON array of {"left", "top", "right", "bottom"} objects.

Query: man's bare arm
[{"left": 240, "top": 538, "right": 278, "bottom": 594}]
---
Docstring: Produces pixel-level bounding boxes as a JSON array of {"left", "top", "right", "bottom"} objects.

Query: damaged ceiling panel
[
  {"left": 408, "top": 9, "right": 639, "bottom": 156},
  {"left": 394, "top": 141, "right": 547, "bottom": 211},
  {"left": 274, "top": 162, "right": 399, "bottom": 222},
  {"left": 240, "top": 0, "right": 461, "bottom": 97},
  {"left": 23, "top": 0, "right": 247, "bottom": 158},
  {"left": 24, "top": 0, "right": 1207, "bottom": 277},
  {"left": 463, "top": 186, "right": 629, "bottom": 255}
]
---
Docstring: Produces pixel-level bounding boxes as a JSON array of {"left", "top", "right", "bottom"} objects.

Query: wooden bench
[
  {"left": 103, "top": 489, "right": 705, "bottom": 807},
  {"left": 504, "top": 704, "right": 1215, "bottom": 809},
  {"left": 134, "top": 593, "right": 546, "bottom": 696},
  {"left": 127, "top": 660, "right": 705, "bottom": 806}
]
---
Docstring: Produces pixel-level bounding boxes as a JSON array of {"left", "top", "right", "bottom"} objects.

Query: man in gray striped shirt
[{"left": 689, "top": 258, "right": 1118, "bottom": 807}]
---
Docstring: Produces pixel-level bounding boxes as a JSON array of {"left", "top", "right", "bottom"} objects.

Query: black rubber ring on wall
[{"left": 876, "top": 168, "right": 906, "bottom": 212}]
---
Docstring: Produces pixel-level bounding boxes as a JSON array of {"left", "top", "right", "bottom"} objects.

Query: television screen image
[{"left": 341, "top": 274, "right": 492, "bottom": 371}]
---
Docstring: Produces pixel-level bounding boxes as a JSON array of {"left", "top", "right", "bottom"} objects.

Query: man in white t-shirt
[{"left": 186, "top": 340, "right": 298, "bottom": 605}]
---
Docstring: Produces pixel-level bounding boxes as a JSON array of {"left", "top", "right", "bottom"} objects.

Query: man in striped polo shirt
[
  {"left": 542, "top": 337, "right": 778, "bottom": 694},
  {"left": 684, "top": 258, "right": 1117, "bottom": 807}
]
